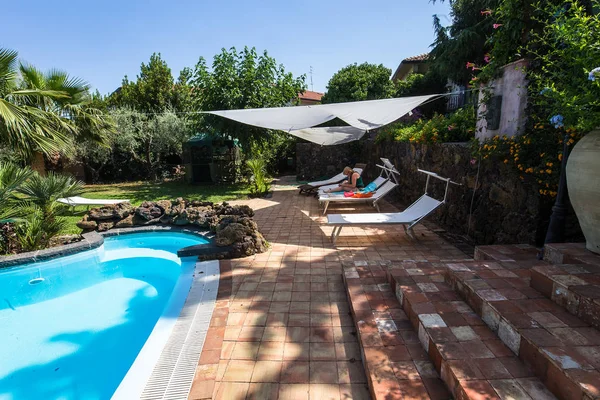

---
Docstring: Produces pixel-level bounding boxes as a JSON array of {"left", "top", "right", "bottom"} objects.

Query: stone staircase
[{"left": 343, "top": 243, "right": 600, "bottom": 399}]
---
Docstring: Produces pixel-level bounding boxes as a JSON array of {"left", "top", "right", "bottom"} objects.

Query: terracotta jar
[{"left": 566, "top": 130, "right": 600, "bottom": 254}]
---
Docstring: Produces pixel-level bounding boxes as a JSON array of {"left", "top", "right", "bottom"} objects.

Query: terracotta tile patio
[{"left": 189, "top": 178, "right": 470, "bottom": 400}]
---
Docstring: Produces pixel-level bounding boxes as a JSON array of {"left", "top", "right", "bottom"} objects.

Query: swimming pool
[{"left": 0, "top": 232, "right": 217, "bottom": 400}]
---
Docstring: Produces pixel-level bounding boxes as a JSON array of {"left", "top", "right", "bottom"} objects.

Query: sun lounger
[
  {"left": 318, "top": 180, "right": 398, "bottom": 215},
  {"left": 57, "top": 196, "right": 130, "bottom": 211},
  {"left": 318, "top": 175, "right": 388, "bottom": 196},
  {"left": 298, "top": 165, "right": 365, "bottom": 195},
  {"left": 327, "top": 169, "right": 461, "bottom": 244}
]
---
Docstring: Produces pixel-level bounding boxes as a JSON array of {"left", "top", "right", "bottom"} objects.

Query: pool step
[
  {"left": 342, "top": 261, "right": 450, "bottom": 400},
  {"left": 387, "top": 261, "right": 554, "bottom": 400},
  {"left": 444, "top": 260, "right": 600, "bottom": 400}
]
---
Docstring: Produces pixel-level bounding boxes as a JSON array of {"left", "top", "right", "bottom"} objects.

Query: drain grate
[{"left": 140, "top": 261, "right": 220, "bottom": 400}]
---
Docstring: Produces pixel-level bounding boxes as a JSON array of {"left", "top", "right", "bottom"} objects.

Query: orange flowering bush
[{"left": 474, "top": 124, "right": 584, "bottom": 197}]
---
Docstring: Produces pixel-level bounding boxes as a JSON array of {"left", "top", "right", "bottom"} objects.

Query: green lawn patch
[{"left": 61, "top": 181, "right": 250, "bottom": 234}]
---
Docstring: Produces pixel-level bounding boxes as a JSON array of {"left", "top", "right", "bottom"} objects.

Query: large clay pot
[{"left": 566, "top": 130, "right": 600, "bottom": 254}]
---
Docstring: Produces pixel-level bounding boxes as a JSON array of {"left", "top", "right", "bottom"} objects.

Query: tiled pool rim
[
  {"left": 0, "top": 226, "right": 215, "bottom": 269},
  {"left": 0, "top": 227, "right": 221, "bottom": 400},
  {"left": 116, "top": 259, "right": 220, "bottom": 400}
]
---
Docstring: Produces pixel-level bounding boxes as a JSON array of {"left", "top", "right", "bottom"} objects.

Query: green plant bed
[{"left": 60, "top": 181, "right": 250, "bottom": 234}]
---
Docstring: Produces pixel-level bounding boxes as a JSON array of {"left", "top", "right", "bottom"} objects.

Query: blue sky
[{"left": 4, "top": 0, "right": 450, "bottom": 95}]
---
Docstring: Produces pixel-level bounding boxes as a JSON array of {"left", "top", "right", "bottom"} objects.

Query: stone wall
[
  {"left": 296, "top": 140, "right": 582, "bottom": 245},
  {"left": 296, "top": 142, "right": 362, "bottom": 180}
]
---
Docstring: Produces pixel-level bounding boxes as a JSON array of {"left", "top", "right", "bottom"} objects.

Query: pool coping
[
  {"left": 0, "top": 226, "right": 217, "bottom": 269},
  {"left": 111, "top": 259, "right": 221, "bottom": 400}
]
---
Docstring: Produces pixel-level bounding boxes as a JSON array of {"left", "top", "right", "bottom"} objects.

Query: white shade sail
[
  {"left": 288, "top": 126, "right": 367, "bottom": 146},
  {"left": 205, "top": 94, "right": 441, "bottom": 145}
]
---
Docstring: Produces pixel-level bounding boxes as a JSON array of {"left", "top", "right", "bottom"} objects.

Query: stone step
[
  {"left": 387, "top": 261, "right": 554, "bottom": 400},
  {"left": 475, "top": 244, "right": 540, "bottom": 263},
  {"left": 544, "top": 243, "right": 600, "bottom": 266},
  {"left": 342, "top": 261, "right": 450, "bottom": 400},
  {"left": 531, "top": 263, "right": 600, "bottom": 332},
  {"left": 444, "top": 260, "right": 600, "bottom": 400}
]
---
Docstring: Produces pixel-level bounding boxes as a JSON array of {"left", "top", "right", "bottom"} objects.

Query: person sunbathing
[{"left": 324, "top": 167, "right": 364, "bottom": 193}]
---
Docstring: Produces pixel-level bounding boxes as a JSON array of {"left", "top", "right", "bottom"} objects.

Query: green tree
[
  {"left": 106, "top": 108, "right": 193, "bottom": 180},
  {"left": 430, "top": 0, "right": 501, "bottom": 85},
  {"left": 321, "top": 63, "right": 394, "bottom": 104},
  {"left": 190, "top": 46, "right": 306, "bottom": 158},
  {"left": 110, "top": 53, "right": 190, "bottom": 113}
]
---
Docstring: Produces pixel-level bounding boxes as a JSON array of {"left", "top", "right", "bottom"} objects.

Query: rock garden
[{"left": 77, "top": 199, "right": 268, "bottom": 259}]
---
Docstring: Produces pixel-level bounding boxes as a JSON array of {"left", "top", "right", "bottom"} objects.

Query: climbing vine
[{"left": 470, "top": 0, "right": 600, "bottom": 197}]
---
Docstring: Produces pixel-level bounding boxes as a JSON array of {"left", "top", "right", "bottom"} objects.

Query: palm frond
[
  {"left": 0, "top": 48, "right": 19, "bottom": 96},
  {"left": 0, "top": 99, "right": 75, "bottom": 156},
  {"left": 17, "top": 171, "right": 84, "bottom": 210}
]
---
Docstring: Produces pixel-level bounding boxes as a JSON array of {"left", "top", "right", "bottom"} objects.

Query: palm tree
[
  {"left": 0, "top": 48, "right": 114, "bottom": 158},
  {"left": 0, "top": 162, "right": 33, "bottom": 222},
  {"left": 0, "top": 48, "right": 75, "bottom": 157},
  {"left": 18, "top": 62, "right": 115, "bottom": 146}
]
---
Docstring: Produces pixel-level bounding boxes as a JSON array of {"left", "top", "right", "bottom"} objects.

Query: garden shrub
[
  {"left": 246, "top": 158, "right": 271, "bottom": 197},
  {"left": 376, "top": 106, "right": 477, "bottom": 144},
  {"left": 470, "top": 0, "right": 600, "bottom": 198}
]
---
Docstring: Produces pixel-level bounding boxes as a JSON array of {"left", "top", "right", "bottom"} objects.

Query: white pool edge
[{"left": 111, "top": 259, "right": 220, "bottom": 400}]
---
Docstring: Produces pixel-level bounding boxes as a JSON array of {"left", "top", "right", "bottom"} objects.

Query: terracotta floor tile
[
  {"left": 238, "top": 326, "right": 265, "bottom": 342},
  {"left": 288, "top": 313, "right": 310, "bottom": 327},
  {"left": 339, "top": 384, "right": 371, "bottom": 400},
  {"left": 231, "top": 342, "right": 260, "bottom": 360},
  {"left": 257, "top": 342, "right": 285, "bottom": 361},
  {"left": 310, "top": 327, "right": 335, "bottom": 342},
  {"left": 278, "top": 383, "right": 310, "bottom": 400},
  {"left": 280, "top": 361, "right": 310, "bottom": 383},
  {"left": 250, "top": 360, "right": 282, "bottom": 383},
  {"left": 246, "top": 382, "right": 279, "bottom": 399},
  {"left": 310, "top": 361, "right": 339, "bottom": 383},
  {"left": 227, "top": 312, "right": 247, "bottom": 326},
  {"left": 309, "top": 383, "right": 341, "bottom": 400},
  {"left": 287, "top": 326, "right": 311, "bottom": 343},
  {"left": 262, "top": 327, "right": 287, "bottom": 342},
  {"left": 334, "top": 341, "right": 362, "bottom": 361},
  {"left": 222, "top": 360, "right": 255, "bottom": 382},
  {"left": 266, "top": 312, "right": 289, "bottom": 327},
  {"left": 310, "top": 342, "right": 337, "bottom": 361},
  {"left": 214, "top": 382, "right": 249, "bottom": 400},
  {"left": 283, "top": 342, "right": 310, "bottom": 361},
  {"left": 459, "top": 379, "right": 501, "bottom": 400},
  {"left": 391, "top": 361, "right": 420, "bottom": 380},
  {"left": 244, "top": 312, "right": 268, "bottom": 326}
]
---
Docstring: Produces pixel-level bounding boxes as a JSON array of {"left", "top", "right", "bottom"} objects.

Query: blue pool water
[{"left": 0, "top": 232, "right": 208, "bottom": 400}]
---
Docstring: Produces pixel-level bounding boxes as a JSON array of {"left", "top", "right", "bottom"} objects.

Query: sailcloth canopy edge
[{"left": 204, "top": 94, "right": 442, "bottom": 145}]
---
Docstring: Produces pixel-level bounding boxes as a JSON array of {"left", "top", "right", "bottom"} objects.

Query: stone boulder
[
  {"left": 88, "top": 202, "right": 134, "bottom": 221},
  {"left": 215, "top": 222, "right": 254, "bottom": 246},
  {"left": 76, "top": 215, "right": 97, "bottom": 232},
  {"left": 114, "top": 214, "right": 134, "bottom": 228},
  {"left": 77, "top": 198, "right": 268, "bottom": 260},
  {"left": 136, "top": 201, "right": 164, "bottom": 221}
]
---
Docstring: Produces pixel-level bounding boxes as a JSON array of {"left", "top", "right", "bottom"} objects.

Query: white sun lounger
[
  {"left": 319, "top": 180, "right": 398, "bottom": 215},
  {"left": 327, "top": 169, "right": 461, "bottom": 244},
  {"left": 57, "top": 196, "right": 130, "bottom": 211},
  {"left": 318, "top": 175, "right": 387, "bottom": 196},
  {"left": 298, "top": 168, "right": 364, "bottom": 195}
]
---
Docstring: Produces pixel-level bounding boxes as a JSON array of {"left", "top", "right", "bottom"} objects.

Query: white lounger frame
[
  {"left": 319, "top": 180, "right": 397, "bottom": 215},
  {"left": 318, "top": 158, "right": 400, "bottom": 215},
  {"left": 327, "top": 168, "right": 461, "bottom": 244},
  {"left": 57, "top": 196, "right": 130, "bottom": 211}
]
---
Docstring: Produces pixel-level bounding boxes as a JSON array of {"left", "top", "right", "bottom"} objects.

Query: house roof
[
  {"left": 392, "top": 53, "right": 430, "bottom": 82},
  {"left": 299, "top": 90, "right": 324, "bottom": 101},
  {"left": 402, "top": 53, "right": 429, "bottom": 63}
]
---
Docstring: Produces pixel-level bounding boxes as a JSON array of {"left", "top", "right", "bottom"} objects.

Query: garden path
[{"left": 189, "top": 176, "right": 469, "bottom": 400}]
